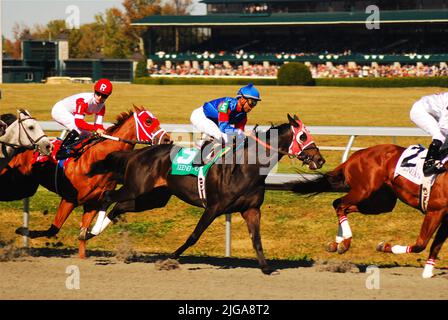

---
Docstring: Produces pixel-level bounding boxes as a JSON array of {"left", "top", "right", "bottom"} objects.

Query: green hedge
[
  {"left": 315, "top": 77, "right": 448, "bottom": 87},
  {"left": 134, "top": 76, "right": 448, "bottom": 87},
  {"left": 277, "top": 62, "right": 314, "bottom": 86}
]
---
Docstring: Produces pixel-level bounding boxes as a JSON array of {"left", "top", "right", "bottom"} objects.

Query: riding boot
[
  {"left": 193, "top": 139, "right": 214, "bottom": 166},
  {"left": 55, "top": 130, "right": 80, "bottom": 160},
  {"left": 423, "top": 139, "right": 446, "bottom": 176}
]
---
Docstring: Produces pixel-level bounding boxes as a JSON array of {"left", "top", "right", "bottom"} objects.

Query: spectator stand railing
[{"left": 21, "top": 122, "right": 430, "bottom": 256}]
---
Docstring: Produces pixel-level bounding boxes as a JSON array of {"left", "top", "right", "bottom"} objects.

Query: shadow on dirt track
[{"left": 19, "top": 246, "right": 425, "bottom": 273}]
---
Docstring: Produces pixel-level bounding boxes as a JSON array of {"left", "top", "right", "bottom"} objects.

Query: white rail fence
[{"left": 20, "top": 122, "right": 430, "bottom": 255}]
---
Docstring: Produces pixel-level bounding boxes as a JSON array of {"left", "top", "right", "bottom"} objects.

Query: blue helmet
[{"left": 237, "top": 83, "right": 261, "bottom": 101}]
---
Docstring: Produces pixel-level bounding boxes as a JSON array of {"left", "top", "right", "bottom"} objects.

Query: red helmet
[{"left": 94, "top": 78, "right": 113, "bottom": 96}]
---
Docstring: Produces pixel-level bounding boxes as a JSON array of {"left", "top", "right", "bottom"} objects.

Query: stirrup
[{"left": 423, "top": 160, "right": 445, "bottom": 176}]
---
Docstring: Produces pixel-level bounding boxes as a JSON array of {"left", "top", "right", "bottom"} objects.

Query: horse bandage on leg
[
  {"left": 338, "top": 215, "right": 352, "bottom": 239},
  {"left": 90, "top": 210, "right": 112, "bottom": 235},
  {"left": 391, "top": 245, "right": 411, "bottom": 254},
  {"left": 422, "top": 258, "right": 435, "bottom": 278},
  {"left": 336, "top": 224, "right": 343, "bottom": 243}
]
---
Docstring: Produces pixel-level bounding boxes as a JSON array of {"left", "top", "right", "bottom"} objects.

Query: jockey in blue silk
[{"left": 190, "top": 83, "right": 261, "bottom": 143}]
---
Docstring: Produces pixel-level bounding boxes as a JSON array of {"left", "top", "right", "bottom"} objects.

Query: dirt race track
[{"left": 1, "top": 249, "right": 448, "bottom": 300}]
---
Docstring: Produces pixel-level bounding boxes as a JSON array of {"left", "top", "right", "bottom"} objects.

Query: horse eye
[
  {"left": 145, "top": 118, "right": 152, "bottom": 125},
  {"left": 296, "top": 132, "right": 307, "bottom": 143},
  {"left": 28, "top": 126, "right": 35, "bottom": 130}
]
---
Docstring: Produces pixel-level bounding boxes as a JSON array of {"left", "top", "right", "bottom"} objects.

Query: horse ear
[
  {"left": 287, "top": 114, "right": 298, "bottom": 127},
  {"left": 294, "top": 114, "right": 299, "bottom": 121}
]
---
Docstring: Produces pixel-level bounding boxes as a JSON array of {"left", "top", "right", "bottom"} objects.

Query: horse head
[
  {"left": 0, "top": 110, "right": 52, "bottom": 156},
  {"left": 106, "top": 106, "right": 172, "bottom": 146},
  {"left": 284, "top": 113, "right": 325, "bottom": 170}
]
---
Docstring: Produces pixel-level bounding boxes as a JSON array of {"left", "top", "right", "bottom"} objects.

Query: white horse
[{"left": 0, "top": 110, "right": 52, "bottom": 169}]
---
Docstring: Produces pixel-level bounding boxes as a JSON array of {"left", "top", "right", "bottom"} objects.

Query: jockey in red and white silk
[
  {"left": 51, "top": 78, "right": 113, "bottom": 135},
  {"left": 410, "top": 91, "right": 448, "bottom": 176},
  {"left": 51, "top": 78, "right": 113, "bottom": 160},
  {"left": 51, "top": 92, "right": 106, "bottom": 134}
]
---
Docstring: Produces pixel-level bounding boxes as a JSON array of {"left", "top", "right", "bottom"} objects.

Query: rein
[
  {"left": 99, "top": 133, "right": 154, "bottom": 146},
  {"left": 244, "top": 131, "right": 319, "bottom": 158}
]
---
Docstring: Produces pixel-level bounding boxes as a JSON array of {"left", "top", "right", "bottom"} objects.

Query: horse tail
[
  {"left": 87, "top": 150, "right": 133, "bottom": 177},
  {"left": 290, "top": 164, "right": 349, "bottom": 194}
]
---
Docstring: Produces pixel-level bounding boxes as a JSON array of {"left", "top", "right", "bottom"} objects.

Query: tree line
[{"left": 2, "top": 0, "right": 192, "bottom": 60}]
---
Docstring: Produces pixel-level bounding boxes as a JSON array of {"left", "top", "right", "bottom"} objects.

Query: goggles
[{"left": 95, "top": 91, "right": 110, "bottom": 99}]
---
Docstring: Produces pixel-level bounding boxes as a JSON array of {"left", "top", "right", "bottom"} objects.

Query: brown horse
[
  {"left": 290, "top": 143, "right": 448, "bottom": 278},
  {"left": 86, "top": 114, "right": 326, "bottom": 274},
  {"left": 15, "top": 106, "right": 172, "bottom": 257}
]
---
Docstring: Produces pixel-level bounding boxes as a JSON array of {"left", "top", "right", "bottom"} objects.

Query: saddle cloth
[
  {"left": 394, "top": 144, "right": 442, "bottom": 185},
  {"left": 171, "top": 146, "right": 229, "bottom": 177}
]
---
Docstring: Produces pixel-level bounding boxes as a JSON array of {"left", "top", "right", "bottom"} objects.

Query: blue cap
[{"left": 237, "top": 83, "right": 261, "bottom": 101}]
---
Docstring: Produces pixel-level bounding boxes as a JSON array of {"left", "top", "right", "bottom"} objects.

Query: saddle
[
  {"left": 34, "top": 135, "right": 100, "bottom": 165},
  {"left": 192, "top": 139, "right": 222, "bottom": 167}
]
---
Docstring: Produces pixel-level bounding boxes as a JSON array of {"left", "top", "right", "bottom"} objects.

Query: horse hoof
[
  {"left": 337, "top": 239, "right": 351, "bottom": 254},
  {"left": 326, "top": 241, "right": 338, "bottom": 252},
  {"left": 376, "top": 241, "right": 392, "bottom": 253},
  {"left": 261, "top": 268, "right": 279, "bottom": 275},
  {"left": 15, "top": 227, "right": 29, "bottom": 236},
  {"left": 376, "top": 241, "right": 385, "bottom": 252}
]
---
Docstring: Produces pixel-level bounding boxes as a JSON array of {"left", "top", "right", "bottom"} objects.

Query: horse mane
[
  {"left": 106, "top": 105, "right": 146, "bottom": 134},
  {"left": 0, "top": 113, "right": 17, "bottom": 125},
  {"left": 257, "top": 122, "right": 289, "bottom": 138}
]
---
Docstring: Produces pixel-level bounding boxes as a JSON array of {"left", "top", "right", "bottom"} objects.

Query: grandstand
[{"left": 132, "top": 0, "right": 448, "bottom": 77}]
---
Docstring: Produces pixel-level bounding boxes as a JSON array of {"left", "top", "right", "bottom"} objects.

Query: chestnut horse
[
  {"left": 290, "top": 143, "right": 448, "bottom": 278},
  {"left": 86, "top": 114, "right": 325, "bottom": 275},
  {"left": 15, "top": 106, "right": 172, "bottom": 257}
]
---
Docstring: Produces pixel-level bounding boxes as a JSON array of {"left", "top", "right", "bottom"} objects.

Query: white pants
[
  {"left": 410, "top": 100, "right": 445, "bottom": 143},
  {"left": 51, "top": 103, "right": 80, "bottom": 133},
  {"left": 190, "top": 107, "right": 228, "bottom": 143}
]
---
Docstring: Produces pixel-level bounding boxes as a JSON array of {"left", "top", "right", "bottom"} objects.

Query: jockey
[
  {"left": 190, "top": 83, "right": 261, "bottom": 144},
  {"left": 410, "top": 91, "right": 448, "bottom": 176},
  {"left": 51, "top": 78, "right": 113, "bottom": 160}
]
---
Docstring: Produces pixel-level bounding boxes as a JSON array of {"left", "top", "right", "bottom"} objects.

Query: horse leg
[
  {"left": 87, "top": 188, "right": 172, "bottom": 240},
  {"left": 327, "top": 197, "right": 359, "bottom": 254},
  {"left": 329, "top": 185, "right": 383, "bottom": 254},
  {"left": 377, "top": 210, "right": 445, "bottom": 256},
  {"left": 241, "top": 208, "right": 277, "bottom": 275},
  {"left": 15, "top": 199, "right": 75, "bottom": 238},
  {"left": 422, "top": 217, "right": 448, "bottom": 278},
  {"left": 85, "top": 187, "right": 137, "bottom": 238},
  {"left": 78, "top": 209, "right": 98, "bottom": 259},
  {"left": 172, "top": 206, "right": 218, "bottom": 259}
]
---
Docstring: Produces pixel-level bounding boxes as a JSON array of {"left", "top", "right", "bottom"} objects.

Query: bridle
[
  {"left": 0, "top": 111, "right": 48, "bottom": 151},
  {"left": 99, "top": 111, "right": 169, "bottom": 146},
  {"left": 133, "top": 111, "right": 168, "bottom": 145},
  {"left": 244, "top": 123, "right": 320, "bottom": 160}
]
